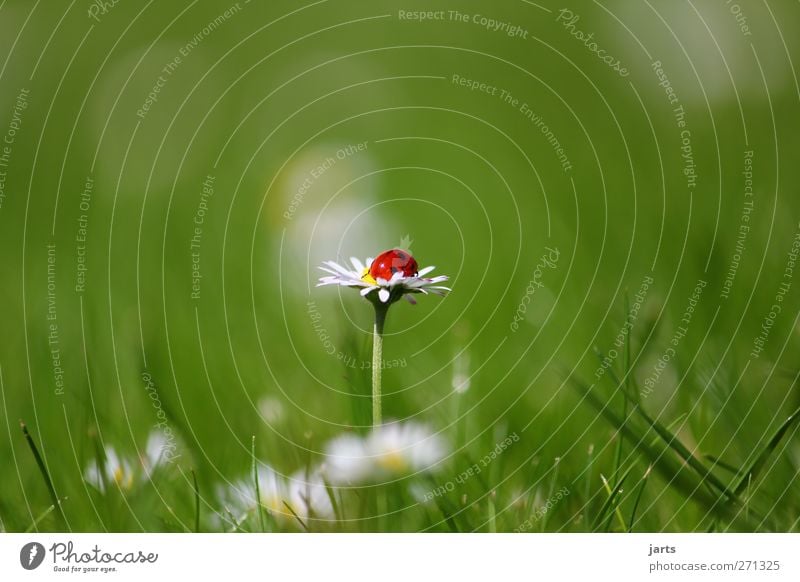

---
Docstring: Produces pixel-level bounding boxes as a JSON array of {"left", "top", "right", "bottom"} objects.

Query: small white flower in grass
[
  {"left": 317, "top": 248, "right": 450, "bottom": 305},
  {"left": 452, "top": 351, "right": 471, "bottom": 395},
  {"left": 142, "top": 430, "right": 181, "bottom": 476},
  {"left": 287, "top": 470, "right": 334, "bottom": 520},
  {"left": 321, "top": 434, "right": 372, "bottom": 485},
  {"left": 323, "top": 422, "right": 449, "bottom": 484},
  {"left": 217, "top": 466, "right": 280, "bottom": 525},
  {"left": 85, "top": 430, "right": 179, "bottom": 492},
  {"left": 218, "top": 465, "right": 333, "bottom": 525},
  {"left": 257, "top": 395, "right": 286, "bottom": 424},
  {"left": 84, "top": 446, "right": 135, "bottom": 493},
  {"left": 367, "top": 422, "right": 449, "bottom": 477}
]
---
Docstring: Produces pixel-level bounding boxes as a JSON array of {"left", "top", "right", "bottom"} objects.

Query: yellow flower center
[
  {"left": 260, "top": 494, "right": 287, "bottom": 518},
  {"left": 360, "top": 267, "right": 376, "bottom": 285},
  {"left": 113, "top": 467, "right": 133, "bottom": 490},
  {"left": 377, "top": 449, "right": 408, "bottom": 473}
]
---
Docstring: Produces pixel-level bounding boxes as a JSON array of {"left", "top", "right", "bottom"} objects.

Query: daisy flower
[
  {"left": 323, "top": 422, "right": 449, "bottom": 485},
  {"left": 142, "top": 430, "right": 182, "bottom": 476},
  {"left": 85, "top": 446, "right": 135, "bottom": 493},
  {"left": 317, "top": 248, "right": 450, "bottom": 305},
  {"left": 84, "top": 430, "right": 179, "bottom": 493},
  {"left": 317, "top": 248, "right": 450, "bottom": 425},
  {"left": 288, "top": 470, "right": 335, "bottom": 521},
  {"left": 217, "top": 465, "right": 334, "bottom": 529}
]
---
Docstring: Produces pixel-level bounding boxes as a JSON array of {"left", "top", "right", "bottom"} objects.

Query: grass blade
[
  {"left": 251, "top": 436, "right": 267, "bottom": 532},
  {"left": 283, "top": 501, "right": 309, "bottom": 532},
  {"left": 222, "top": 507, "right": 243, "bottom": 533},
  {"left": 703, "top": 454, "right": 743, "bottom": 476},
  {"left": 191, "top": 469, "right": 200, "bottom": 533},
  {"left": 627, "top": 465, "right": 651, "bottom": 532},
  {"left": 20, "top": 420, "right": 65, "bottom": 527},
  {"left": 487, "top": 490, "right": 497, "bottom": 533},
  {"left": 322, "top": 476, "right": 343, "bottom": 522},
  {"left": 614, "top": 294, "right": 633, "bottom": 481},
  {"left": 540, "top": 457, "right": 561, "bottom": 532},
  {"left": 569, "top": 376, "right": 731, "bottom": 511},
  {"left": 583, "top": 444, "right": 595, "bottom": 529},
  {"left": 422, "top": 476, "right": 461, "bottom": 532},
  {"left": 570, "top": 374, "right": 773, "bottom": 529},
  {"left": 593, "top": 367, "right": 737, "bottom": 502},
  {"left": 732, "top": 406, "right": 800, "bottom": 498},
  {"left": 25, "top": 503, "right": 58, "bottom": 533},
  {"left": 592, "top": 464, "right": 633, "bottom": 532}
]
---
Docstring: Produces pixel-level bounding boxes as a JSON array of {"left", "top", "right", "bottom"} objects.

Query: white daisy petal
[
  {"left": 378, "top": 288, "right": 390, "bottom": 303},
  {"left": 324, "top": 261, "right": 354, "bottom": 277},
  {"left": 360, "top": 286, "right": 377, "bottom": 296},
  {"left": 323, "top": 422, "right": 449, "bottom": 484},
  {"left": 376, "top": 277, "right": 389, "bottom": 286},
  {"left": 350, "top": 257, "right": 364, "bottom": 272},
  {"left": 403, "top": 279, "right": 428, "bottom": 288},
  {"left": 425, "top": 275, "right": 449, "bottom": 284},
  {"left": 417, "top": 265, "right": 435, "bottom": 277}
]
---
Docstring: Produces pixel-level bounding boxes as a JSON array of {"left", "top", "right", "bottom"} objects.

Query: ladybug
[{"left": 368, "top": 249, "right": 418, "bottom": 281}]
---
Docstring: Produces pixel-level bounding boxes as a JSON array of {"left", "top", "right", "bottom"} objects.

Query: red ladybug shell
[{"left": 369, "top": 249, "right": 418, "bottom": 280}]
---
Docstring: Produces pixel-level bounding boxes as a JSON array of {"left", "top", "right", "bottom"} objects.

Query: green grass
[{"left": 1, "top": 0, "right": 800, "bottom": 533}]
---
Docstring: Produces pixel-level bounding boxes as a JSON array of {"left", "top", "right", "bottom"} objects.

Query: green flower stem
[{"left": 372, "top": 302, "right": 388, "bottom": 426}]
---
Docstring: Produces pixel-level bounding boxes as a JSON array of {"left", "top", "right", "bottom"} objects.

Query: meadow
[{"left": 0, "top": 0, "right": 799, "bottom": 533}]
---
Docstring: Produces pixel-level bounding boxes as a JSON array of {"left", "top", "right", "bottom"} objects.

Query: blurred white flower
[
  {"left": 84, "top": 446, "right": 135, "bottom": 493},
  {"left": 84, "top": 430, "right": 177, "bottom": 492},
  {"left": 452, "top": 351, "right": 471, "bottom": 395},
  {"left": 408, "top": 482, "right": 436, "bottom": 505},
  {"left": 142, "top": 430, "right": 181, "bottom": 475},
  {"left": 218, "top": 465, "right": 333, "bottom": 527},
  {"left": 322, "top": 434, "right": 373, "bottom": 484},
  {"left": 324, "top": 422, "right": 449, "bottom": 484},
  {"left": 287, "top": 470, "right": 334, "bottom": 521},
  {"left": 257, "top": 395, "right": 286, "bottom": 424}
]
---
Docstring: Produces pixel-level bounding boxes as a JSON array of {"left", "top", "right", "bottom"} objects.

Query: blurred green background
[{"left": 1, "top": 0, "right": 799, "bottom": 532}]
